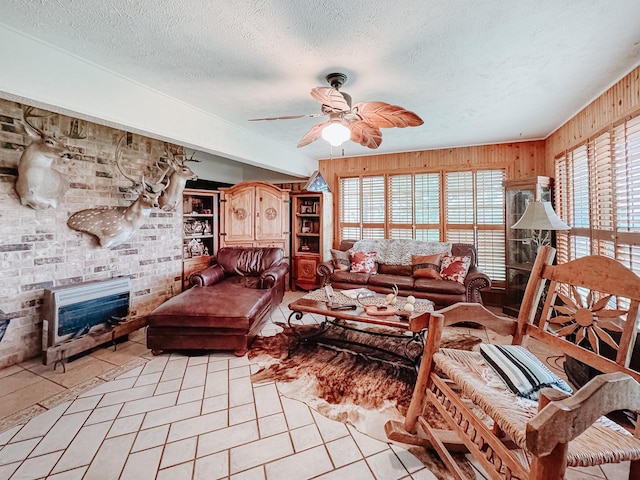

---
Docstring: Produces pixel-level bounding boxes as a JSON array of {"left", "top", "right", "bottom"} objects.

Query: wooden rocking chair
[{"left": 386, "top": 246, "right": 640, "bottom": 480}]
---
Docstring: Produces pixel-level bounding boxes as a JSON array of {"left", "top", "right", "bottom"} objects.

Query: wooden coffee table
[{"left": 287, "top": 289, "right": 435, "bottom": 364}]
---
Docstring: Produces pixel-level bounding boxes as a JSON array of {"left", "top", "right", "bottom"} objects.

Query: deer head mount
[
  {"left": 67, "top": 136, "right": 169, "bottom": 249},
  {"left": 15, "top": 106, "right": 72, "bottom": 209},
  {"left": 158, "top": 150, "right": 199, "bottom": 211}
]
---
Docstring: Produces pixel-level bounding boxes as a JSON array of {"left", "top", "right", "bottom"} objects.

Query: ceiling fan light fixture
[{"left": 321, "top": 121, "right": 350, "bottom": 147}]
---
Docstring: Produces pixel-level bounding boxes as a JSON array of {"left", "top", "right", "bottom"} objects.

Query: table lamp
[{"left": 511, "top": 201, "right": 570, "bottom": 252}]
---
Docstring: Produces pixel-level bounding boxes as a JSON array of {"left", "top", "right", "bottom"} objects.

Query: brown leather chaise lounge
[{"left": 146, "top": 247, "right": 289, "bottom": 356}]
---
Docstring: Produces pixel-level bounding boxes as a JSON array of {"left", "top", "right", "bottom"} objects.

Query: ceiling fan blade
[
  {"left": 297, "top": 120, "right": 329, "bottom": 148},
  {"left": 348, "top": 120, "right": 382, "bottom": 149},
  {"left": 249, "top": 113, "right": 323, "bottom": 121},
  {"left": 352, "top": 101, "right": 424, "bottom": 128},
  {"left": 310, "top": 87, "right": 351, "bottom": 113}
]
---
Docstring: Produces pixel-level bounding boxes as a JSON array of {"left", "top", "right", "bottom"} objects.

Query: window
[
  {"left": 446, "top": 170, "right": 506, "bottom": 281},
  {"left": 555, "top": 113, "right": 640, "bottom": 277},
  {"left": 338, "top": 169, "right": 506, "bottom": 282}
]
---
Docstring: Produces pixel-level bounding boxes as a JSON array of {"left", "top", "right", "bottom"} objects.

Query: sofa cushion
[
  {"left": 414, "top": 278, "right": 466, "bottom": 295},
  {"left": 350, "top": 251, "right": 378, "bottom": 274},
  {"left": 147, "top": 283, "right": 272, "bottom": 330},
  {"left": 352, "top": 239, "right": 451, "bottom": 265},
  {"left": 378, "top": 263, "right": 413, "bottom": 276},
  {"left": 367, "top": 274, "right": 415, "bottom": 290},
  {"left": 440, "top": 254, "right": 472, "bottom": 284},
  {"left": 412, "top": 253, "right": 443, "bottom": 279},
  {"left": 331, "top": 248, "right": 351, "bottom": 272}
]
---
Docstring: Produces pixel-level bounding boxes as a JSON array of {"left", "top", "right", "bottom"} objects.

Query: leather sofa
[
  {"left": 318, "top": 240, "right": 490, "bottom": 308},
  {"left": 147, "top": 247, "right": 289, "bottom": 356}
]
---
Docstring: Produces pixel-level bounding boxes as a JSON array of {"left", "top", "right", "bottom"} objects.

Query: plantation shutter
[
  {"left": 446, "top": 170, "right": 506, "bottom": 281},
  {"left": 414, "top": 173, "right": 441, "bottom": 241},
  {"left": 388, "top": 174, "right": 414, "bottom": 239},
  {"left": 554, "top": 112, "right": 640, "bottom": 277}
]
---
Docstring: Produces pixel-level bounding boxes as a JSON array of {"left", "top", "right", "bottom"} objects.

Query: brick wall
[{"left": 0, "top": 98, "right": 183, "bottom": 368}]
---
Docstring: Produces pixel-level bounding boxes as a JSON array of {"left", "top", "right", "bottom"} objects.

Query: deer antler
[
  {"left": 115, "top": 136, "right": 139, "bottom": 186},
  {"left": 22, "top": 106, "right": 48, "bottom": 137}
]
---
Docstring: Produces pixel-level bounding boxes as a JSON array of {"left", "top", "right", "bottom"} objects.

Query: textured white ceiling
[{"left": 1, "top": 0, "right": 640, "bottom": 176}]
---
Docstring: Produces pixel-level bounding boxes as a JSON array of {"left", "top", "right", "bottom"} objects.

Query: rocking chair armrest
[{"left": 526, "top": 372, "right": 640, "bottom": 456}]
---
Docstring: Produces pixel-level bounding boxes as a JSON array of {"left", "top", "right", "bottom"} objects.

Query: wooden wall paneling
[{"left": 546, "top": 66, "right": 640, "bottom": 172}]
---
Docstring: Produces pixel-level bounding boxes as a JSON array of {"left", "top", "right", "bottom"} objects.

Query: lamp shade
[
  {"left": 511, "top": 201, "right": 570, "bottom": 231},
  {"left": 321, "top": 122, "right": 351, "bottom": 147}
]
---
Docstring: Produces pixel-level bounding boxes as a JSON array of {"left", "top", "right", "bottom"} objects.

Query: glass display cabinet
[{"left": 503, "top": 176, "right": 552, "bottom": 316}]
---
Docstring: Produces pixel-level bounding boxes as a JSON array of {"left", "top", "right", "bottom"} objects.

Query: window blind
[{"left": 555, "top": 112, "right": 640, "bottom": 276}]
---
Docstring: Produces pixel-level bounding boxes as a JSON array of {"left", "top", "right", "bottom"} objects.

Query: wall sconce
[
  {"left": 321, "top": 121, "right": 351, "bottom": 147},
  {"left": 511, "top": 201, "right": 570, "bottom": 251}
]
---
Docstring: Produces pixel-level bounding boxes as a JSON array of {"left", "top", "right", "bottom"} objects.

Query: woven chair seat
[{"left": 434, "top": 348, "right": 640, "bottom": 467}]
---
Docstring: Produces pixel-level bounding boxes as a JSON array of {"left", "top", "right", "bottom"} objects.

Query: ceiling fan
[{"left": 249, "top": 73, "right": 424, "bottom": 149}]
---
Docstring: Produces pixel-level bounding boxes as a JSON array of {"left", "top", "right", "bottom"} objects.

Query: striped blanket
[{"left": 480, "top": 344, "right": 573, "bottom": 400}]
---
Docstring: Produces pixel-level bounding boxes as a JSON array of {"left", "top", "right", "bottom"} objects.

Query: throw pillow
[
  {"left": 412, "top": 253, "right": 443, "bottom": 279},
  {"left": 331, "top": 249, "right": 351, "bottom": 272},
  {"left": 350, "top": 251, "right": 378, "bottom": 274},
  {"left": 440, "top": 254, "right": 471, "bottom": 284}
]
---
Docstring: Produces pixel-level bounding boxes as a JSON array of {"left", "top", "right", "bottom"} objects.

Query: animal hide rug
[{"left": 248, "top": 322, "right": 482, "bottom": 479}]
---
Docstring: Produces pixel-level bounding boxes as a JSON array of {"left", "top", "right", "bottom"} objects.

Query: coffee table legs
[{"left": 286, "top": 310, "right": 425, "bottom": 369}]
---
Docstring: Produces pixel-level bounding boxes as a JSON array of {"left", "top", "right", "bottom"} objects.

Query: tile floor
[{"left": 0, "top": 291, "right": 630, "bottom": 479}]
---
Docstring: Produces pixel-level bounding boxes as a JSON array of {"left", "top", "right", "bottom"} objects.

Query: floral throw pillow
[
  {"left": 350, "top": 251, "right": 378, "bottom": 274},
  {"left": 440, "top": 254, "right": 472, "bottom": 284},
  {"left": 412, "top": 253, "right": 443, "bottom": 279},
  {"left": 331, "top": 249, "right": 352, "bottom": 272}
]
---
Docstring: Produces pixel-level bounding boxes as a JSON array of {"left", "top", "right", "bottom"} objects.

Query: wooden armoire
[{"left": 219, "top": 181, "right": 290, "bottom": 258}]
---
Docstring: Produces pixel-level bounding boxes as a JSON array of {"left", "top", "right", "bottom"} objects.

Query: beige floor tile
[
  {"left": 51, "top": 420, "right": 112, "bottom": 473},
  {"left": 160, "top": 436, "right": 197, "bottom": 469},
  {"left": 365, "top": 448, "right": 412, "bottom": 480},
  {"left": 289, "top": 423, "right": 323, "bottom": 452},
  {"left": 11, "top": 450, "right": 63, "bottom": 480},
  {"left": 0, "top": 364, "right": 24, "bottom": 380},
  {"left": 229, "top": 375, "right": 255, "bottom": 407},
  {"left": 254, "top": 382, "right": 282, "bottom": 418},
  {"left": 141, "top": 400, "right": 201, "bottom": 430},
  {"left": 229, "top": 432, "right": 293, "bottom": 474},
  {"left": 197, "top": 421, "right": 259, "bottom": 458},
  {"left": 24, "top": 354, "right": 117, "bottom": 388},
  {"left": 107, "top": 413, "right": 144, "bottom": 438},
  {"left": 281, "top": 395, "right": 314, "bottom": 429},
  {"left": 600, "top": 461, "right": 630, "bottom": 479},
  {"left": 265, "top": 444, "right": 333, "bottom": 480},
  {"left": 119, "top": 390, "right": 178, "bottom": 417},
  {"left": 30, "top": 410, "right": 91, "bottom": 457},
  {"left": 48, "top": 465, "right": 88, "bottom": 479},
  {"left": 85, "top": 432, "right": 135, "bottom": 478},
  {"left": 229, "top": 403, "right": 256, "bottom": 425},
  {"left": 0, "top": 376, "right": 66, "bottom": 419},
  {"left": 132, "top": 424, "right": 170, "bottom": 452},
  {"left": 311, "top": 409, "right": 349, "bottom": 443},
  {"left": 90, "top": 341, "right": 152, "bottom": 366},
  {"left": 10, "top": 401, "right": 69, "bottom": 443},
  {"left": 166, "top": 409, "right": 227, "bottom": 443},
  {"left": 157, "top": 461, "right": 193, "bottom": 480},
  {"left": 120, "top": 445, "right": 163, "bottom": 480},
  {"left": 326, "top": 435, "right": 363, "bottom": 467},
  {"left": 231, "top": 465, "right": 266, "bottom": 480},
  {"left": 348, "top": 424, "right": 389, "bottom": 457},
  {"left": 0, "top": 437, "right": 40, "bottom": 466},
  {"left": 194, "top": 450, "right": 229, "bottom": 480},
  {"left": 258, "top": 412, "right": 288, "bottom": 438},
  {"left": 314, "top": 460, "right": 376, "bottom": 480}
]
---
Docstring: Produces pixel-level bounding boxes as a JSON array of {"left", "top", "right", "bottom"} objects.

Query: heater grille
[{"left": 43, "top": 278, "right": 131, "bottom": 347}]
